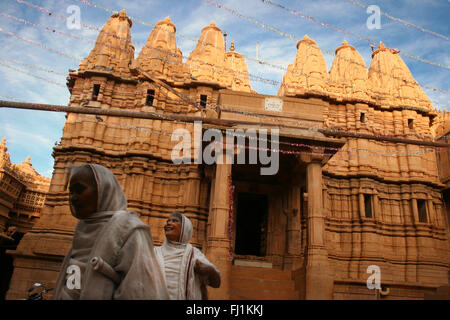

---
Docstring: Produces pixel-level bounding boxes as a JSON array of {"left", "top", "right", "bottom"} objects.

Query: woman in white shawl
[
  {"left": 53, "top": 164, "right": 169, "bottom": 300},
  {"left": 155, "top": 212, "right": 221, "bottom": 300}
]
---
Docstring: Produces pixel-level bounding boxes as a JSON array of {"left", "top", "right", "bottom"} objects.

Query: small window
[
  {"left": 146, "top": 89, "right": 155, "bottom": 106},
  {"left": 360, "top": 112, "right": 366, "bottom": 123},
  {"left": 200, "top": 94, "right": 207, "bottom": 107},
  {"left": 408, "top": 119, "right": 414, "bottom": 129},
  {"left": 92, "top": 84, "right": 100, "bottom": 101},
  {"left": 364, "top": 194, "right": 372, "bottom": 218},
  {"left": 417, "top": 199, "right": 427, "bottom": 223}
]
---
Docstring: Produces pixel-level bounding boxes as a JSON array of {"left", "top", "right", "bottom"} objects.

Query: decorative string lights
[
  {"left": 0, "top": 1, "right": 448, "bottom": 157},
  {"left": 228, "top": 174, "right": 235, "bottom": 262},
  {"left": 0, "top": 22, "right": 447, "bottom": 111},
  {"left": 0, "top": 52, "right": 446, "bottom": 143},
  {"left": 343, "top": 0, "right": 450, "bottom": 42},
  {"left": 256, "top": 0, "right": 450, "bottom": 69},
  {"left": 203, "top": 0, "right": 450, "bottom": 70},
  {"left": 11, "top": 0, "right": 450, "bottom": 96}
]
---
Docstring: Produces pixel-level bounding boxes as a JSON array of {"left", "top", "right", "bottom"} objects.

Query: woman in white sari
[
  {"left": 54, "top": 164, "right": 169, "bottom": 300},
  {"left": 155, "top": 212, "right": 221, "bottom": 300}
]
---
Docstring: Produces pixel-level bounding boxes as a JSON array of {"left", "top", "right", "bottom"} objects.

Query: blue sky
[{"left": 0, "top": 0, "right": 449, "bottom": 177}]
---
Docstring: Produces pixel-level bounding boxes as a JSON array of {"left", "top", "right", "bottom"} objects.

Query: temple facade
[
  {"left": 5, "top": 10, "right": 449, "bottom": 300},
  {"left": 0, "top": 138, "right": 50, "bottom": 299}
]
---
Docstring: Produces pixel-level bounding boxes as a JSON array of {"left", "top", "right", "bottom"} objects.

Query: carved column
[
  {"left": 205, "top": 152, "right": 232, "bottom": 299},
  {"left": 283, "top": 184, "right": 302, "bottom": 270},
  {"left": 299, "top": 149, "right": 333, "bottom": 299}
]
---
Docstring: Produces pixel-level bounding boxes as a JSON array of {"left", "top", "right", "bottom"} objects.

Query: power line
[
  {"left": 3, "top": 13, "right": 445, "bottom": 110},
  {"left": 2, "top": 6, "right": 448, "bottom": 113},
  {"left": 13, "top": 0, "right": 450, "bottom": 96},
  {"left": 0, "top": 56, "right": 67, "bottom": 76},
  {"left": 0, "top": 62, "right": 66, "bottom": 87},
  {"left": 256, "top": 0, "right": 450, "bottom": 69},
  {"left": 0, "top": 99, "right": 449, "bottom": 148},
  {"left": 343, "top": 0, "right": 450, "bottom": 42},
  {"left": 203, "top": 0, "right": 450, "bottom": 70},
  {"left": 0, "top": 27, "right": 81, "bottom": 61}
]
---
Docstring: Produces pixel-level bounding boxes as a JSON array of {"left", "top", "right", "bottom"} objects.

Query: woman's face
[
  {"left": 164, "top": 215, "right": 181, "bottom": 242},
  {"left": 69, "top": 166, "right": 98, "bottom": 219}
]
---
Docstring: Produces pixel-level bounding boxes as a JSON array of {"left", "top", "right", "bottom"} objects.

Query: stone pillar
[
  {"left": 283, "top": 184, "right": 302, "bottom": 270},
  {"left": 205, "top": 154, "right": 232, "bottom": 299},
  {"left": 299, "top": 150, "right": 333, "bottom": 299}
]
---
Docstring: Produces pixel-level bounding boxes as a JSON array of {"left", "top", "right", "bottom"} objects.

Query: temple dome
[
  {"left": 78, "top": 9, "right": 135, "bottom": 78},
  {"left": 135, "top": 16, "right": 189, "bottom": 81},
  {"left": 368, "top": 42, "right": 433, "bottom": 110},
  {"left": 329, "top": 40, "right": 368, "bottom": 100},
  {"left": 186, "top": 21, "right": 227, "bottom": 86},
  {"left": 224, "top": 42, "right": 253, "bottom": 93},
  {"left": 278, "top": 35, "right": 329, "bottom": 97}
]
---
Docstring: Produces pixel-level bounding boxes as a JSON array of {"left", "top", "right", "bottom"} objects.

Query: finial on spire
[
  {"left": 119, "top": 9, "right": 127, "bottom": 17},
  {"left": 23, "top": 156, "right": 31, "bottom": 165},
  {"left": 379, "top": 41, "right": 385, "bottom": 49},
  {"left": 230, "top": 41, "right": 235, "bottom": 51},
  {"left": 296, "top": 34, "right": 316, "bottom": 49},
  {"left": 165, "top": 16, "right": 171, "bottom": 22},
  {"left": 342, "top": 40, "right": 348, "bottom": 46},
  {"left": 0, "top": 137, "right": 6, "bottom": 153},
  {"left": 210, "top": 21, "right": 216, "bottom": 27}
]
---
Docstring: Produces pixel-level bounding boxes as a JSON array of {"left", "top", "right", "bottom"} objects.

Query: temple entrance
[
  {"left": 234, "top": 192, "right": 268, "bottom": 257},
  {"left": 0, "top": 231, "right": 24, "bottom": 300}
]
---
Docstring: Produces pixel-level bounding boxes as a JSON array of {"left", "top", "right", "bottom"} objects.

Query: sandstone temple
[
  {"left": 0, "top": 138, "right": 50, "bottom": 299},
  {"left": 3, "top": 10, "right": 449, "bottom": 299}
]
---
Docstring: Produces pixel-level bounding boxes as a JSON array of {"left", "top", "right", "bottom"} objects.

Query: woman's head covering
[
  {"left": 170, "top": 212, "right": 193, "bottom": 244},
  {"left": 88, "top": 164, "right": 127, "bottom": 212},
  {"left": 69, "top": 164, "right": 127, "bottom": 219}
]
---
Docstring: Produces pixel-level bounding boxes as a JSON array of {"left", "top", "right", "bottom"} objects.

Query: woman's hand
[{"left": 194, "top": 260, "right": 221, "bottom": 288}]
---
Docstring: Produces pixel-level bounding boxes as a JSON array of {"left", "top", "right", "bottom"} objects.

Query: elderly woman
[
  {"left": 154, "top": 212, "right": 221, "bottom": 300},
  {"left": 54, "top": 164, "right": 169, "bottom": 300}
]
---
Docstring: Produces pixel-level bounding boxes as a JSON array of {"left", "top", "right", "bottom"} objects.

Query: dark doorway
[
  {"left": 234, "top": 193, "right": 268, "bottom": 256},
  {"left": 0, "top": 231, "right": 23, "bottom": 300}
]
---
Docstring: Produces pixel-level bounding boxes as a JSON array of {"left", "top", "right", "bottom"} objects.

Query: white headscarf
[
  {"left": 69, "top": 164, "right": 128, "bottom": 267},
  {"left": 155, "top": 212, "right": 218, "bottom": 300},
  {"left": 69, "top": 163, "right": 127, "bottom": 220},
  {"left": 55, "top": 164, "right": 169, "bottom": 300},
  {"left": 171, "top": 212, "right": 193, "bottom": 245}
]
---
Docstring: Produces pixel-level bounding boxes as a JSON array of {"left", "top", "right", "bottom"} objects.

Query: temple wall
[{"left": 322, "top": 100, "right": 449, "bottom": 298}]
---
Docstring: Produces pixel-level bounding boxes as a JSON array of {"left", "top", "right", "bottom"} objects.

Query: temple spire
[
  {"left": 279, "top": 34, "right": 328, "bottom": 96},
  {"left": 329, "top": 40, "right": 368, "bottom": 100},
  {"left": 368, "top": 41, "right": 433, "bottom": 109},
  {"left": 134, "top": 15, "right": 190, "bottom": 81},
  {"left": 78, "top": 9, "right": 134, "bottom": 77},
  {"left": 186, "top": 21, "right": 226, "bottom": 85}
]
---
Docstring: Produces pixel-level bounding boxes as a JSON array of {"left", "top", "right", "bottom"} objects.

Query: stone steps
[
  {"left": 230, "top": 265, "right": 299, "bottom": 300},
  {"left": 424, "top": 286, "right": 450, "bottom": 300}
]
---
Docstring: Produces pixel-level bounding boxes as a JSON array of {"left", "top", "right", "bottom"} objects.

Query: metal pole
[{"left": 1, "top": 99, "right": 449, "bottom": 148}]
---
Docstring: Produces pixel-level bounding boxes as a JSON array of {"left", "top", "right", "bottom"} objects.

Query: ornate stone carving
[
  {"left": 78, "top": 10, "right": 134, "bottom": 78},
  {"left": 329, "top": 40, "right": 369, "bottom": 100},
  {"left": 224, "top": 42, "right": 253, "bottom": 93},
  {"left": 278, "top": 35, "right": 329, "bottom": 96},
  {"left": 368, "top": 42, "right": 433, "bottom": 110},
  {"left": 135, "top": 16, "right": 190, "bottom": 83}
]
